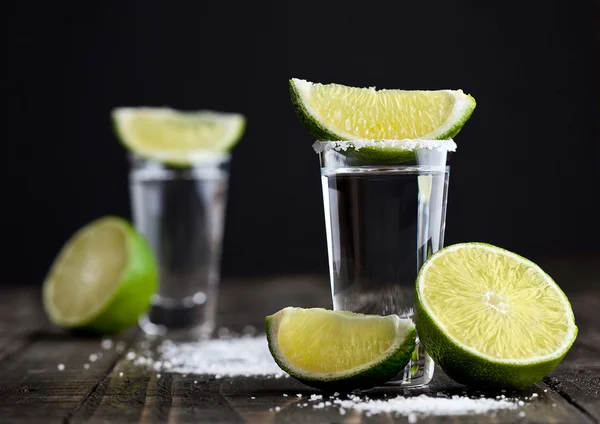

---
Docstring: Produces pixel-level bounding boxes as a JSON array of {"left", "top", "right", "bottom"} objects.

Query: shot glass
[
  {"left": 317, "top": 139, "right": 455, "bottom": 387},
  {"left": 129, "top": 153, "right": 229, "bottom": 338}
]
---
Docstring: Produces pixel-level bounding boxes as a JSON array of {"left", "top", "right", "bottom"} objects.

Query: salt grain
[
  {"left": 57, "top": 364, "right": 65, "bottom": 371},
  {"left": 101, "top": 339, "right": 113, "bottom": 350},
  {"left": 89, "top": 354, "right": 98, "bottom": 362},
  {"left": 519, "top": 411, "right": 526, "bottom": 417},
  {"left": 83, "top": 364, "right": 90, "bottom": 369},
  {"left": 115, "top": 342, "right": 126, "bottom": 353},
  {"left": 531, "top": 393, "right": 538, "bottom": 398},
  {"left": 275, "top": 407, "right": 281, "bottom": 412},
  {"left": 126, "top": 351, "right": 136, "bottom": 360},
  {"left": 119, "top": 372, "right": 123, "bottom": 377},
  {"left": 283, "top": 394, "right": 288, "bottom": 397},
  {"left": 408, "top": 413, "right": 417, "bottom": 423}
]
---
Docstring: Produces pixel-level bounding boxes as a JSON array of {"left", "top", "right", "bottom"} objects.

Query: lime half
[
  {"left": 289, "top": 78, "right": 476, "bottom": 141},
  {"left": 43, "top": 216, "right": 158, "bottom": 335},
  {"left": 112, "top": 107, "right": 245, "bottom": 167},
  {"left": 266, "top": 307, "right": 416, "bottom": 390},
  {"left": 415, "top": 243, "right": 578, "bottom": 389}
]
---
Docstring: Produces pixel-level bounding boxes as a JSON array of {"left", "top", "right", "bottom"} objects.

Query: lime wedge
[
  {"left": 289, "top": 78, "right": 476, "bottom": 141},
  {"left": 112, "top": 107, "right": 245, "bottom": 167},
  {"left": 266, "top": 307, "right": 416, "bottom": 390},
  {"left": 415, "top": 243, "right": 578, "bottom": 389},
  {"left": 43, "top": 216, "right": 158, "bottom": 335}
]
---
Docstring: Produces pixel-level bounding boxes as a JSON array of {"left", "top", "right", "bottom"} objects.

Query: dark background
[{"left": 5, "top": 1, "right": 599, "bottom": 285}]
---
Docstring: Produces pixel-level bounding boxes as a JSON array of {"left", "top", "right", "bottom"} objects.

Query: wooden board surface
[{"left": 0, "top": 268, "right": 598, "bottom": 423}]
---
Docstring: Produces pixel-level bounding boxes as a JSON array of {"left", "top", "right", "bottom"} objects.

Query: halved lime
[
  {"left": 415, "top": 243, "right": 578, "bottom": 389},
  {"left": 43, "top": 216, "right": 158, "bottom": 335},
  {"left": 112, "top": 107, "right": 245, "bottom": 167},
  {"left": 289, "top": 78, "right": 476, "bottom": 141},
  {"left": 266, "top": 307, "right": 416, "bottom": 390}
]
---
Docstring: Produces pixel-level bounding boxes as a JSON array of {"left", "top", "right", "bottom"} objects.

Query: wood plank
[
  {"left": 542, "top": 291, "right": 600, "bottom": 423},
  {"left": 0, "top": 287, "right": 47, "bottom": 363},
  {"left": 0, "top": 328, "right": 137, "bottom": 423}
]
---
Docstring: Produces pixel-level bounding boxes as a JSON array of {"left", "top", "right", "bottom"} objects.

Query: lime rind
[
  {"left": 112, "top": 107, "right": 245, "bottom": 167},
  {"left": 265, "top": 307, "right": 417, "bottom": 390},
  {"left": 415, "top": 242, "right": 578, "bottom": 389}
]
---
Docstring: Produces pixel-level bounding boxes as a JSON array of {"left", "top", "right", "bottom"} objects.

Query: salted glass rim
[{"left": 313, "top": 139, "right": 457, "bottom": 154}]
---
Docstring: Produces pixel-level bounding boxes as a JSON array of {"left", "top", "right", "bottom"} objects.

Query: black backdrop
[{"left": 5, "top": 1, "right": 599, "bottom": 284}]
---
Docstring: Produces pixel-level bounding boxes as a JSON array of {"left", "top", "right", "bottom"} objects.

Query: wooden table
[{"left": 1, "top": 257, "right": 598, "bottom": 423}]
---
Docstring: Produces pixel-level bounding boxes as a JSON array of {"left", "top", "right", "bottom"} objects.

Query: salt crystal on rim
[{"left": 313, "top": 139, "right": 457, "bottom": 154}]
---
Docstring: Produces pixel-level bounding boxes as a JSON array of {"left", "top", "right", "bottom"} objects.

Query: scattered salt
[
  {"left": 119, "top": 372, "right": 123, "bottom": 377},
  {"left": 296, "top": 394, "right": 302, "bottom": 398},
  {"left": 251, "top": 396, "right": 255, "bottom": 399},
  {"left": 128, "top": 336, "right": 284, "bottom": 377},
  {"left": 531, "top": 393, "right": 538, "bottom": 398},
  {"left": 309, "top": 394, "right": 323, "bottom": 401},
  {"left": 408, "top": 413, "right": 417, "bottom": 423},
  {"left": 275, "top": 407, "right": 281, "bottom": 412},
  {"left": 283, "top": 394, "right": 288, "bottom": 397},
  {"left": 194, "top": 380, "right": 198, "bottom": 384},
  {"left": 157, "top": 374, "right": 161, "bottom": 379},
  {"left": 518, "top": 400, "right": 525, "bottom": 406},
  {"left": 57, "top": 364, "right": 65, "bottom": 371},
  {"left": 333, "top": 394, "right": 518, "bottom": 418},
  {"left": 519, "top": 411, "right": 526, "bottom": 417},
  {"left": 101, "top": 339, "right": 113, "bottom": 350},
  {"left": 126, "top": 351, "right": 136, "bottom": 360},
  {"left": 89, "top": 354, "right": 98, "bottom": 362}
]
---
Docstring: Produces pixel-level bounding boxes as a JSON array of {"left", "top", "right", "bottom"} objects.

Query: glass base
[
  {"left": 138, "top": 300, "right": 215, "bottom": 340},
  {"left": 384, "top": 343, "right": 434, "bottom": 388}
]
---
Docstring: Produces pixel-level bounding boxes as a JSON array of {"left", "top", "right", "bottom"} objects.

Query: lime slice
[
  {"left": 112, "top": 107, "right": 245, "bottom": 167},
  {"left": 415, "top": 243, "right": 578, "bottom": 389},
  {"left": 266, "top": 307, "right": 416, "bottom": 390},
  {"left": 289, "top": 78, "right": 476, "bottom": 141},
  {"left": 43, "top": 216, "right": 158, "bottom": 335}
]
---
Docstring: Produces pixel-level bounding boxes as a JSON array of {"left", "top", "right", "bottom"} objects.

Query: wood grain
[{"left": 0, "top": 268, "right": 598, "bottom": 423}]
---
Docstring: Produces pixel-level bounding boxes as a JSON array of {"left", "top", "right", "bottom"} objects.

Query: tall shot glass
[
  {"left": 317, "top": 139, "right": 455, "bottom": 387},
  {"left": 129, "top": 153, "right": 229, "bottom": 338}
]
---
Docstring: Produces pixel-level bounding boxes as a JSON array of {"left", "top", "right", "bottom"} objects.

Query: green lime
[
  {"left": 415, "top": 243, "right": 578, "bottom": 389},
  {"left": 43, "top": 216, "right": 158, "bottom": 335},
  {"left": 290, "top": 78, "right": 475, "bottom": 163},
  {"left": 265, "top": 307, "right": 416, "bottom": 390},
  {"left": 112, "top": 107, "right": 245, "bottom": 167},
  {"left": 289, "top": 78, "right": 475, "bottom": 141}
]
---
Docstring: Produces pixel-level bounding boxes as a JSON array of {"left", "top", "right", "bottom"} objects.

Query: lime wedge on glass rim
[
  {"left": 415, "top": 243, "right": 578, "bottom": 389},
  {"left": 289, "top": 78, "right": 475, "bottom": 163},
  {"left": 266, "top": 307, "right": 416, "bottom": 390},
  {"left": 43, "top": 216, "right": 158, "bottom": 335},
  {"left": 112, "top": 107, "right": 246, "bottom": 167}
]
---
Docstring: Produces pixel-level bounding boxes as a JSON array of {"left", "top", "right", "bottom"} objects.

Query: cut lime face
[
  {"left": 266, "top": 307, "right": 416, "bottom": 390},
  {"left": 415, "top": 243, "right": 578, "bottom": 389},
  {"left": 112, "top": 107, "right": 245, "bottom": 167},
  {"left": 43, "top": 216, "right": 158, "bottom": 335},
  {"left": 289, "top": 78, "right": 476, "bottom": 141}
]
